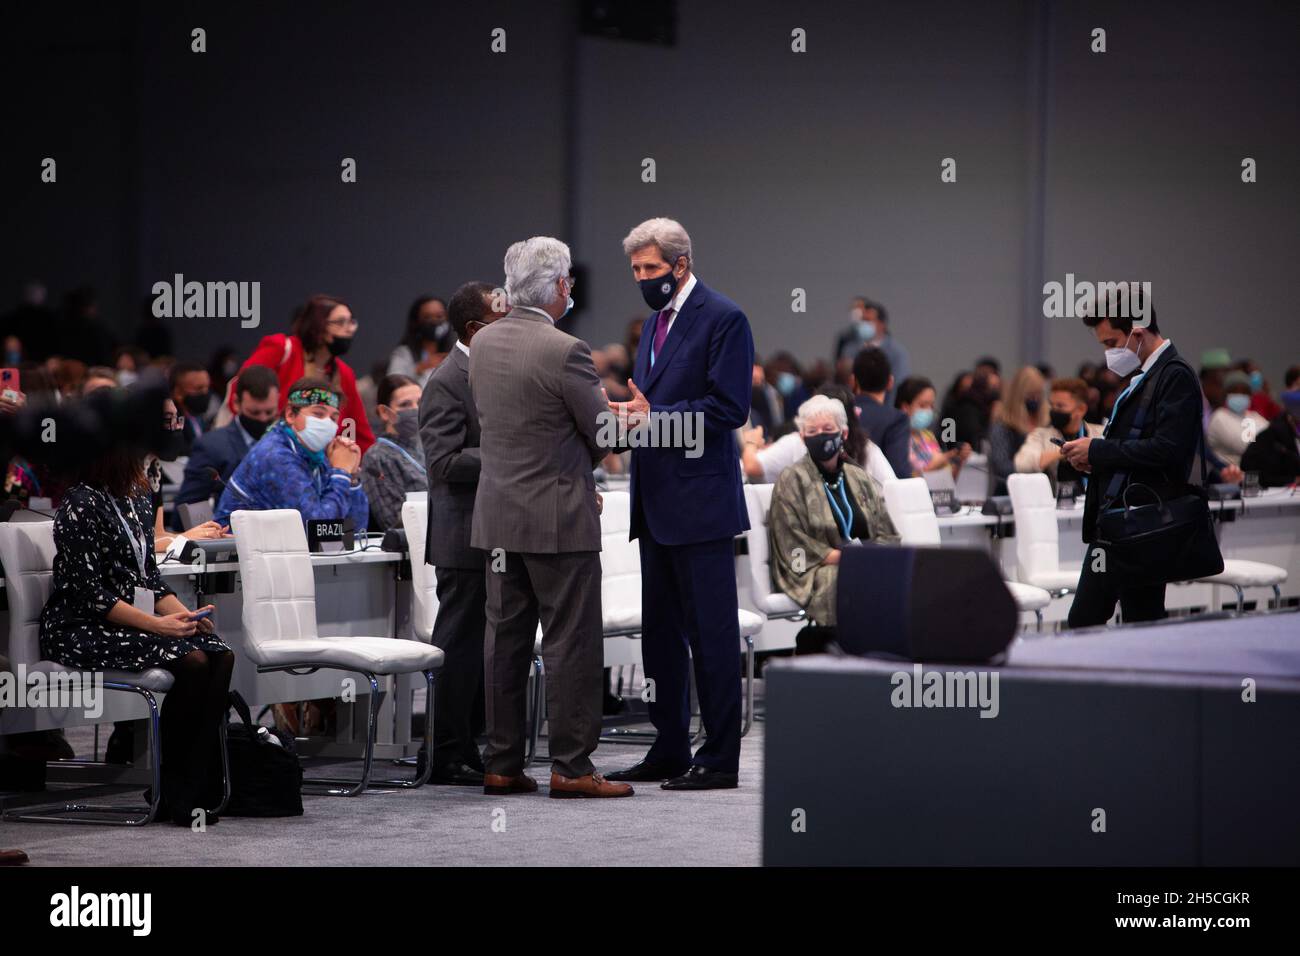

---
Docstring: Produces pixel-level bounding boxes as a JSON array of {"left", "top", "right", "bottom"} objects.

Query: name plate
[
  {"left": 929, "top": 488, "right": 958, "bottom": 516},
  {"left": 307, "top": 518, "right": 355, "bottom": 554}
]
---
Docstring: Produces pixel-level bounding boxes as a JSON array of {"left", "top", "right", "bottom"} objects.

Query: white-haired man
[
  {"left": 606, "top": 217, "right": 755, "bottom": 790},
  {"left": 469, "top": 236, "right": 634, "bottom": 799}
]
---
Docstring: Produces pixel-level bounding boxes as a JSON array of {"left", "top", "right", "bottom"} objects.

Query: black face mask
[
  {"left": 638, "top": 262, "right": 682, "bottom": 311},
  {"left": 327, "top": 336, "right": 353, "bottom": 357},
  {"left": 804, "top": 432, "right": 844, "bottom": 463},
  {"left": 157, "top": 429, "right": 185, "bottom": 462},
  {"left": 182, "top": 393, "right": 209, "bottom": 417},
  {"left": 239, "top": 414, "right": 271, "bottom": 440},
  {"left": 1049, "top": 409, "right": 1073, "bottom": 434}
]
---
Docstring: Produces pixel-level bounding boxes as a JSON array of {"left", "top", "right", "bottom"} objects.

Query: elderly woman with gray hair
[{"left": 768, "top": 394, "right": 900, "bottom": 628}]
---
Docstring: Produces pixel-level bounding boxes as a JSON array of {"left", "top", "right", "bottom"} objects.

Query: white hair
[
  {"left": 621, "top": 217, "right": 693, "bottom": 267},
  {"left": 503, "top": 236, "right": 571, "bottom": 309},
  {"left": 795, "top": 394, "right": 847, "bottom": 432}
]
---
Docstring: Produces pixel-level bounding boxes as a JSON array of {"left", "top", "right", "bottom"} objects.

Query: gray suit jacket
[
  {"left": 419, "top": 345, "right": 483, "bottom": 569},
  {"left": 469, "top": 308, "right": 607, "bottom": 554}
]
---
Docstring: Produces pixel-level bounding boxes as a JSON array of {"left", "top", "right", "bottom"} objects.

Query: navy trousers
[{"left": 638, "top": 534, "right": 742, "bottom": 773}]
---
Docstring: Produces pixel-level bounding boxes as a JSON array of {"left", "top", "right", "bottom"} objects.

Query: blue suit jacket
[
  {"left": 628, "top": 280, "right": 755, "bottom": 546},
  {"left": 176, "top": 421, "right": 252, "bottom": 505}
]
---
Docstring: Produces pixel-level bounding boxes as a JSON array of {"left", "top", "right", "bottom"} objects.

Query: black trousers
[
  {"left": 1067, "top": 548, "right": 1168, "bottom": 628},
  {"left": 429, "top": 565, "right": 487, "bottom": 770},
  {"left": 159, "top": 647, "right": 234, "bottom": 815}
]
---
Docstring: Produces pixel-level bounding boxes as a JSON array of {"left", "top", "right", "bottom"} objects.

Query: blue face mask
[
  {"left": 1226, "top": 393, "right": 1251, "bottom": 415},
  {"left": 776, "top": 372, "right": 798, "bottom": 396},
  {"left": 1249, "top": 371, "right": 1263, "bottom": 392},
  {"left": 910, "top": 408, "right": 935, "bottom": 431}
]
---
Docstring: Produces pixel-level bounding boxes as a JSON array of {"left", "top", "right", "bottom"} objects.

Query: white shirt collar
[
  {"left": 1141, "top": 337, "right": 1172, "bottom": 374},
  {"left": 518, "top": 305, "right": 555, "bottom": 325},
  {"left": 455, "top": 340, "right": 470, "bottom": 356},
  {"left": 667, "top": 272, "right": 698, "bottom": 315}
]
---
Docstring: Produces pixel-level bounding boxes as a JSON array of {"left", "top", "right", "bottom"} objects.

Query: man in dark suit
[
  {"left": 416, "top": 280, "right": 504, "bottom": 786},
  {"left": 470, "top": 236, "right": 633, "bottom": 800},
  {"left": 175, "top": 365, "right": 280, "bottom": 507},
  {"left": 851, "top": 347, "right": 911, "bottom": 479},
  {"left": 1062, "top": 300, "right": 1203, "bottom": 627},
  {"left": 170, "top": 360, "right": 214, "bottom": 451},
  {"left": 605, "top": 218, "right": 755, "bottom": 791}
]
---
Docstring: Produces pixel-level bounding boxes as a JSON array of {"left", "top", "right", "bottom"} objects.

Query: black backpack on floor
[{"left": 222, "top": 691, "right": 304, "bottom": 817}]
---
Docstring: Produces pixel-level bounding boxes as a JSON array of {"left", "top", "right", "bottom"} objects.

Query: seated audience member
[
  {"left": 359, "top": 373, "right": 427, "bottom": 530},
  {"left": 988, "top": 365, "right": 1046, "bottom": 496},
  {"left": 38, "top": 393, "right": 231, "bottom": 826},
  {"left": 951, "top": 366, "right": 1001, "bottom": 448},
  {"left": 215, "top": 377, "right": 367, "bottom": 529},
  {"left": 1014, "top": 377, "right": 1103, "bottom": 491},
  {"left": 851, "top": 346, "right": 911, "bottom": 479},
  {"left": 388, "top": 295, "right": 451, "bottom": 388},
  {"left": 742, "top": 385, "right": 895, "bottom": 486},
  {"left": 765, "top": 352, "right": 809, "bottom": 424},
  {"left": 144, "top": 396, "right": 229, "bottom": 551},
  {"left": 82, "top": 366, "right": 118, "bottom": 393},
  {"left": 768, "top": 395, "right": 900, "bottom": 628},
  {"left": 835, "top": 298, "right": 910, "bottom": 406},
  {"left": 176, "top": 365, "right": 280, "bottom": 507},
  {"left": 1238, "top": 359, "right": 1282, "bottom": 421},
  {"left": 749, "top": 361, "right": 783, "bottom": 439},
  {"left": 895, "top": 375, "right": 971, "bottom": 479},
  {"left": 170, "top": 360, "right": 214, "bottom": 450},
  {"left": 231, "top": 293, "right": 376, "bottom": 452},
  {"left": 1240, "top": 391, "right": 1300, "bottom": 487},
  {"left": 1208, "top": 370, "right": 1269, "bottom": 467}
]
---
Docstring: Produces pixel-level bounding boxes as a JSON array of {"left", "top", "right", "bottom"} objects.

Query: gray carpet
[{"left": 2, "top": 718, "right": 765, "bottom": 867}]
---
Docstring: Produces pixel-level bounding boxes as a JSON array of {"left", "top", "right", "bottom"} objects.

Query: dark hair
[
  {"left": 85, "top": 366, "right": 117, "bottom": 383},
  {"left": 400, "top": 295, "right": 447, "bottom": 356},
  {"left": 1050, "top": 377, "right": 1089, "bottom": 405},
  {"left": 1080, "top": 286, "right": 1159, "bottom": 335},
  {"left": 894, "top": 376, "right": 934, "bottom": 409},
  {"left": 377, "top": 373, "right": 418, "bottom": 408},
  {"left": 290, "top": 294, "right": 349, "bottom": 354},
  {"left": 1285, "top": 365, "right": 1300, "bottom": 389},
  {"left": 77, "top": 445, "right": 148, "bottom": 499},
  {"left": 285, "top": 375, "right": 341, "bottom": 411},
  {"left": 447, "top": 282, "right": 495, "bottom": 341},
  {"left": 974, "top": 356, "right": 1001, "bottom": 374},
  {"left": 852, "top": 346, "right": 892, "bottom": 393},
  {"left": 235, "top": 364, "right": 279, "bottom": 402},
  {"left": 168, "top": 359, "right": 206, "bottom": 392},
  {"left": 854, "top": 297, "right": 889, "bottom": 325},
  {"left": 815, "top": 383, "right": 866, "bottom": 466}
]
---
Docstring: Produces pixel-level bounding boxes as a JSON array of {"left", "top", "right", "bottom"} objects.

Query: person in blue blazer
[{"left": 605, "top": 218, "right": 754, "bottom": 790}]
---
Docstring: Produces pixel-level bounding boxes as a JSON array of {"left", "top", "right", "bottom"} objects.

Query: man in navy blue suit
[
  {"left": 605, "top": 218, "right": 754, "bottom": 790},
  {"left": 175, "top": 365, "right": 280, "bottom": 508}
]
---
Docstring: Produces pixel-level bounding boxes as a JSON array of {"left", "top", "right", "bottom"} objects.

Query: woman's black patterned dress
[{"left": 38, "top": 483, "right": 229, "bottom": 671}]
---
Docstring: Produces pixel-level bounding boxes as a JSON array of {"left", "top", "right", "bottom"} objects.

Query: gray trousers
[{"left": 483, "top": 550, "right": 603, "bottom": 779}]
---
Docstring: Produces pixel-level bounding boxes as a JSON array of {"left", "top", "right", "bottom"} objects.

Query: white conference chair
[
  {"left": 742, "top": 484, "right": 806, "bottom": 622},
  {"left": 1194, "top": 561, "right": 1287, "bottom": 612},
  {"left": 1007, "top": 473, "right": 1082, "bottom": 595},
  {"left": 882, "top": 477, "right": 1053, "bottom": 630},
  {"left": 598, "top": 490, "right": 763, "bottom": 738},
  {"left": 230, "top": 508, "right": 444, "bottom": 795},
  {"left": 0, "top": 520, "right": 229, "bottom": 825},
  {"left": 400, "top": 499, "right": 546, "bottom": 767}
]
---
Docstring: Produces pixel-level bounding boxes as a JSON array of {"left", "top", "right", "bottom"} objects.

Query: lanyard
[
  {"left": 377, "top": 437, "right": 421, "bottom": 472},
  {"left": 109, "top": 496, "right": 148, "bottom": 579},
  {"left": 822, "top": 476, "right": 854, "bottom": 541},
  {"left": 1104, "top": 372, "right": 1146, "bottom": 437}
]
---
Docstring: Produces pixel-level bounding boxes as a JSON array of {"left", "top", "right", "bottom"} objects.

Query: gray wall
[{"left": 4, "top": 1, "right": 1296, "bottom": 390}]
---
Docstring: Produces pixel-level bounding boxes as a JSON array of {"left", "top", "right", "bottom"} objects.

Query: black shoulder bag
[
  {"left": 1094, "top": 357, "right": 1225, "bottom": 586},
  {"left": 222, "top": 691, "right": 304, "bottom": 817}
]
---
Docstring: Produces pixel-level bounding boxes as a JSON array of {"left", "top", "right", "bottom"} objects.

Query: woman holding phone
[{"left": 38, "top": 388, "right": 233, "bottom": 826}]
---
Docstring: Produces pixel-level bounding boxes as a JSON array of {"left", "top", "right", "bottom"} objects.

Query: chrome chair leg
[
  {"left": 1234, "top": 585, "right": 1245, "bottom": 613},
  {"left": 740, "top": 636, "right": 755, "bottom": 738},
  {"left": 3, "top": 685, "right": 163, "bottom": 826},
  {"left": 1272, "top": 584, "right": 1282, "bottom": 609},
  {"left": 1035, "top": 609, "right": 1043, "bottom": 632}
]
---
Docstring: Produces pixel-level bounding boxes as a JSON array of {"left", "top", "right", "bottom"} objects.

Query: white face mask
[
  {"left": 296, "top": 414, "right": 338, "bottom": 452},
  {"left": 1104, "top": 331, "right": 1142, "bottom": 377}
]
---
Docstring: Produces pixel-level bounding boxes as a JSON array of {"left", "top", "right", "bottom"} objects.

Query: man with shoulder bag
[{"left": 1061, "top": 290, "right": 1223, "bottom": 627}]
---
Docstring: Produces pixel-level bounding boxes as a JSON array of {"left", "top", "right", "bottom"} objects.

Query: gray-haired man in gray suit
[{"left": 469, "top": 236, "right": 634, "bottom": 799}]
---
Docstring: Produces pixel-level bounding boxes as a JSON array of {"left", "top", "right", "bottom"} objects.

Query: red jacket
[{"left": 232, "top": 333, "right": 376, "bottom": 452}]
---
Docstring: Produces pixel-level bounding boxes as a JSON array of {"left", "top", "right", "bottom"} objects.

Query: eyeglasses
[{"left": 327, "top": 316, "right": 359, "bottom": 331}]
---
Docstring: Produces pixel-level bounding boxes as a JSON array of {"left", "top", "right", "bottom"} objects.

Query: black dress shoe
[
  {"left": 428, "top": 761, "right": 485, "bottom": 786},
  {"left": 660, "top": 765, "right": 738, "bottom": 790},
  {"left": 604, "top": 758, "right": 690, "bottom": 783}
]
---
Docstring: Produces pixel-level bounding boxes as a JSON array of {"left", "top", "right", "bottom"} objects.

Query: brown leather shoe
[
  {"left": 549, "top": 771, "right": 635, "bottom": 799},
  {"left": 483, "top": 773, "right": 538, "bottom": 795},
  {"left": 0, "top": 849, "right": 29, "bottom": 866}
]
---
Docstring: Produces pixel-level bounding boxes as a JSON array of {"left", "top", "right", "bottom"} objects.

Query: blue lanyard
[
  {"left": 377, "top": 437, "right": 421, "bottom": 472},
  {"left": 822, "top": 476, "right": 854, "bottom": 541},
  {"left": 1105, "top": 372, "right": 1146, "bottom": 437}
]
